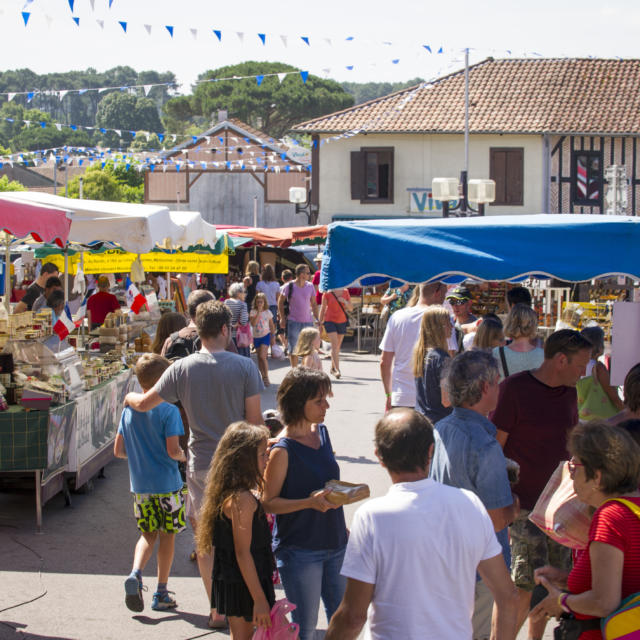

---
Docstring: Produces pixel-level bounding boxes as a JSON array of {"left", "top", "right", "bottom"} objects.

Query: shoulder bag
[
  {"left": 499, "top": 346, "right": 510, "bottom": 378},
  {"left": 331, "top": 292, "right": 356, "bottom": 328}
]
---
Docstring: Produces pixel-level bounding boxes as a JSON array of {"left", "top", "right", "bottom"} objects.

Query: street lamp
[
  {"left": 432, "top": 175, "right": 496, "bottom": 217},
  {"left": 289, "top": 186, "right": 319, "bottom": 225}
]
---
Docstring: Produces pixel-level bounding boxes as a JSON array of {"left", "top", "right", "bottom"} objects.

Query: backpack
[
  {"left": 282, "top": 282, "right": 294, "bottom": 319},
  {"left": 164, "top": 330, "right": 200, "bottom": 361},
  {"left": 600, "top": 498, "right": 640, "bottom": 639}
]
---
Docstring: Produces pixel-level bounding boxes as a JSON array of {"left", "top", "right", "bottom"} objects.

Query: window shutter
[
  {"left": 350, "top": 151, "right": 365, "bottom": 200},
  {"left": 506, "top": 149, "right": 524, "bottom": 205}
]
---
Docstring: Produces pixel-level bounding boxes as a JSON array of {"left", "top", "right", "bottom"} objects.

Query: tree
[
  {"left": 341, "top": 78, "right": 424, "bottom": 105},
  {"left": 189, "top": 62, "right": 354, "bottom": 137},
  {"left": 96, "top": 92, "right": 164, "bottom": 147},
  {"left": 67, "top": 162, "right": 143, "bottom": 203},
  {"left": 0, "top": 175, "right": 26, "bottom": 191}
]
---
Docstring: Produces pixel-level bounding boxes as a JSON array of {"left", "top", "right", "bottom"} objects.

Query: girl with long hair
[
  {"left": 196, "top": 422, "right": 275, "bottom": 640},
  {"left": 293, "top": 327, "right": 322, "bottom": 371},
  {"left": 152, "top": 311, "right": 188, "bottom": 355},
  {"left": 250, "top": 293, "right": 276, "bottom": 386},
  {"left": 412, "top": 305, "right": 453, "bottom": 423}
]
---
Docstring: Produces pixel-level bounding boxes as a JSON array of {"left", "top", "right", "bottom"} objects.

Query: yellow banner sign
[{"left": 47, "top": 250, "right": 228, "bottom": 275}]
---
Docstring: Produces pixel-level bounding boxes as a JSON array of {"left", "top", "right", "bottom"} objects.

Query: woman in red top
[
  {"left": 318, "top": 288, "right": 353, "bottom": 380},
  {"left": 532, "top": 421, "right": 640, "bottom": 639}
]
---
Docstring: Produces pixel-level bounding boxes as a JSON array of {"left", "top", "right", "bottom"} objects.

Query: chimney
[{"left": 217, "top": 110, "right": 228, "bottom": 122}]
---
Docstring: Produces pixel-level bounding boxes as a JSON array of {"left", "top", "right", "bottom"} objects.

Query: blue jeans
[
  {"left": 287, "top": 320, "right": 313, "bottom": 354},
  {"left": 275, "top": 545, "right": 347, "bottom": 640}
]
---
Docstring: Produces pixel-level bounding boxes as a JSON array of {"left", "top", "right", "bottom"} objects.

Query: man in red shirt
[
  {"left": 491, "top": 328, "right": 592, "bottom": 639},
  {"left": 87, "top": 275, "right": 121, "bottom": 328}
]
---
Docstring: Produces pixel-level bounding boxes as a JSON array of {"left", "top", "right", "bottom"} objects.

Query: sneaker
[
  {"left": 151, "top": 591, "right": 177, "bottom": 611},
  {"left": 124, "top": 575, "right": 146, "bottom": 612}
]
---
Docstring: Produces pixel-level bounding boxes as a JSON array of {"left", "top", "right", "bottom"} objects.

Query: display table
[{"left": 0, "top": 369, "right": 136, "bottom": 531}]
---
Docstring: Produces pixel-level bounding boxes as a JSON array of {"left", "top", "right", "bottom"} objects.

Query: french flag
[
  {"left": 73, "top": 288, "right": 94, "bottom": 325},
  {"left": 125, "top": 277, "right": 146, "bottom": 314},
  {"left": 53, "top": 304, "right": 76, "bottom": 340}
]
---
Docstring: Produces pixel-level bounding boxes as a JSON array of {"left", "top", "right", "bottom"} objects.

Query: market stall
[
  {"left": 320, "top": 214, "right": 640, "bottom": 350},
  {"left": 0, "top": 194, "right": 219, "bottom": 529}
]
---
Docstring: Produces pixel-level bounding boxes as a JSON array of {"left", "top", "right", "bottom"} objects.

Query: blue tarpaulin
[{"left": 320, "top": 214, "right": 640, "bottom": 290}]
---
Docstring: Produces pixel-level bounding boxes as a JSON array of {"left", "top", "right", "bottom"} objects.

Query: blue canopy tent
[{"left": 320, "top": 214, "right": 640, "bottom": 290}]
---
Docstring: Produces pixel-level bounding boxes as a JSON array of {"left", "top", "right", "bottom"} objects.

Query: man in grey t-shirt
[{"left": 124, "top": 300, "right": 263, "bottom": 623}]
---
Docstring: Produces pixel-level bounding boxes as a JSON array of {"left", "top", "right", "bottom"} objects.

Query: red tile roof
[{"left": 292, "top": 58, "right": 640, "bottom": 135}]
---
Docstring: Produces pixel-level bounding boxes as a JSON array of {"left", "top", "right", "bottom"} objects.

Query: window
[
  {"left": 490, "top": 148, "right": 524, "bottom": 206},
  {"left": 572, "top": 151, "right": 602, "bottom": 207},
  {"left": 350, "top": 147, "right": 394, "bottom": 203}
]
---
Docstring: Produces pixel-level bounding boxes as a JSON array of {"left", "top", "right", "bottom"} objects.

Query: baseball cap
[
  {"left": 313, "top": 253, "right": 323, "bottom": 263},
  {"left": 446, "top": 285, "right": 472, "bottom": 302}
]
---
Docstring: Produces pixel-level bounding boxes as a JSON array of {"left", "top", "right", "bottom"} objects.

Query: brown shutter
[
  {"left": 490, "top": 149, "right": 507, "bottom": 204},
  {"left": 350, "top": 151, "right": 365, "bottom": 200},
  {"left": 506, "top": 149, "right": 524, "bottom": 205}
]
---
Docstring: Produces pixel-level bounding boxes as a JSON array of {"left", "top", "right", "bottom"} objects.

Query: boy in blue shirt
[{"left": 114, "top": 353, "right": 186, "bottom": 613}]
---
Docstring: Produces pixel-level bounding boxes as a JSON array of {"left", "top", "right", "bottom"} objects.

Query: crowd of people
[{"left": 108, "top": 268, "right": 640, "bottom": 640}]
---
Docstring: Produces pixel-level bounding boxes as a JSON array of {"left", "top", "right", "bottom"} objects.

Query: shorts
[
  {"left": 324, "top": 321, "right": 347, "bottom": 335},
  {"left": 253, "top": 333, "right": 271, "bottom": 348},
  {"left": 287, "top": 320, "right": 313, "bottom": 352},
  {"left": 510, "top": 509, "right": 572, "bottom": 591},
  {"left": 186, "top": 468, "right": 208, "bottom": 520},
  {"left": 133, "top": 489, "right": 186, "bottom": 533}
]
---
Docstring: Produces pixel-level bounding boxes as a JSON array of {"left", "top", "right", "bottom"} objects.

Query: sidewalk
[{"left": 0, "top": 346, "right": 552, "bottom": 639}]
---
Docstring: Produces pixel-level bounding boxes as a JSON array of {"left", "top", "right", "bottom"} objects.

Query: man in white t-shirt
[
  {"left": 325, "top": 409, "right": 517, "bottom": 640},
  {"left": 379, "top": 281, "right": 447, "bottom": 411}
]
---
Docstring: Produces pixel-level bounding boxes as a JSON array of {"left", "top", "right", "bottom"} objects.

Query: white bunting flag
[
  {"left": 190, "top": 28, "right": 197, "bottom": 39},
  {"left": 277, "top": 73, "right": 287, "bottom": 83},
  {"left": 96, "top": 18, "right": 104, "bottom": 29},
  {"left": 114, "top": 129, "right": 121, "bottom": 136},
  {"left": 58, "top": 90, "right": 68, "bottom": 101},
  {"left": 98, "top": 87, "right": 109, "bottom": 93},
  {"left": 204, "top": 136, "right": 210, "bottom": 143},
  {"left": 143, "top": 85, "right": 152, "bottom": 95},
  {"left": 44, "top": 14, "right": 53, "bottom": 28},
  {"left": 236, "top": 31, "right": 244, "bottom": 43},
  {"left": 7, "top": 93, "right": 16, "bottom": 101},
  {"left": 55, "top": 123, "right": 62, "bottom": 131},
  {"left": 324, "top": 38, "right": 332, "bottom": 46},
  {"left": 89, "top": 0, "right": 95, "bottom": 10},
  {"left": 24, "top": 120, "right": 30, "bottom": 126},
  {"left": 280, "top": 35, "right": 288, "bottom": 47},
  {"left": 144, "top": 24, "right": 152, "bottom": 35},
  {"left": 171, "top": 134, "right": 177, "bottom": 142}
]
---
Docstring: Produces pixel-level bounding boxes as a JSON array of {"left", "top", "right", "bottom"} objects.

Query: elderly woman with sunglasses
[{"left": 531, "top": 421, "right": 640, "bottom": 639}]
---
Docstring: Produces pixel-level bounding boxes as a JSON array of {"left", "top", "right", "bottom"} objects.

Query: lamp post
[{"left": 431, "top": 48, "right": 496, "bottom": 217}]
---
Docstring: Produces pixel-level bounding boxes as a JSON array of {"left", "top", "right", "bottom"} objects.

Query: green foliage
[
  {"left": 129, "top": 132, "right": 163, "bottom": 152},
  {"left": 340, "top": 78, "right": 424, "bottom": 105},
  {"left": 190, "top": 62, "right": 354, "bottom": 137},
  {"left": 0, "top": 175, "right": 26, "bottom": 191},
  {"left": 162, "top": 96, "right": 193, "bottom": 135},
  {"left": 67, "top": 162, "right": 143, "bottom": 203}
]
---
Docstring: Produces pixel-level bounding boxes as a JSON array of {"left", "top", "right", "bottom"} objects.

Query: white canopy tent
[{"left": 0, "top": 192, "right": 216, "bottom": 254}]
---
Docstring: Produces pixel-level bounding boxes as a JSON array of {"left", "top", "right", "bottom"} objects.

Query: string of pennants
[
  {"left": 18, "top": 1, "right": 447, "bottom": 58},
  {"left": 0, "top": 143, "right": 311, "bottom": 173},
  {"left": 0, "top": 70, "right": 314, "bottom": 102}
]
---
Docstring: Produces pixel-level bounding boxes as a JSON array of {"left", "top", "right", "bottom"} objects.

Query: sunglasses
[
  {"left": 448, "top": 299, "right": 469, "bottom": 306},
  {"left": 567, "top": 458, "right": 584, "bottom": 476}
]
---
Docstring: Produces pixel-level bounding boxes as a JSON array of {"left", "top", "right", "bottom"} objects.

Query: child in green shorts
[{"left": 114, "top": 353, "right": 186, "bottom": 612}]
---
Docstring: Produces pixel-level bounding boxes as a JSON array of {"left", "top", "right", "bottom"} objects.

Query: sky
[{"left": 1, "top": 0, "right": 639, "bottom": 95}]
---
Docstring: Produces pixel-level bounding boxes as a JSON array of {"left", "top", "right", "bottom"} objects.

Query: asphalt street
[{"left": 0, "top": 345, "right": 552, "bottom": 639}]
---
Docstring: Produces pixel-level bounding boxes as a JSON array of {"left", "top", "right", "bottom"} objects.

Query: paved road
[{"left": 0, "top": 346, "right": 552, "bottom": 639}]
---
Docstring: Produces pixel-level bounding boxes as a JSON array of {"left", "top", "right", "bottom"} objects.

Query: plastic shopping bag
[{"left": 252, "top": 598, "right": 299, "bottom": 639}]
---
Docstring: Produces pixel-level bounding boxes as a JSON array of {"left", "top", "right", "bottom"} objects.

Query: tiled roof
[{"left": 292, "top": 58, "right": 640, "bottom": 135}]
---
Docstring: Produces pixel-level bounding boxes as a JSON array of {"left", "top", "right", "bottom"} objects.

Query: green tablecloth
[{"left": 0, "top": 406, "right": 50, "bottom": 471}]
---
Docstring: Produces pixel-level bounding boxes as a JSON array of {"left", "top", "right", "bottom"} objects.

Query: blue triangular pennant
[
  {"left": 213, "top": 29, "right": 222, "bottom": 41},
  {"left": 21, "top": 12, "right": 30, "bottom": 26},
  {"left": 118, "top": 21, "right": 127, "bottom": 33},
  {"left": 70, "top": 124, "right": 77, "bottom": 130},
  {"left": 301, "top": 36, "right": 310, "bottom": 46},
  {"left": 109, "top": 0, "right": 114, "bottom": 6},
  {"left": 40, "top": 121, "right": 46, "bottom": 128},
  {"left": 125, "top": 163, "right": 130, "bottom": 171},
  {"left": 192, "top": 136, "right": 197, "bottom": 144},
  {"left": 256, "top": 75, "right": 264, "bottom": 86},
  {"left": 392, "top": 59, "right": 399, "bottom": 64},
  {"left": 423, "top": 45, "right": 432, "bottom": 53},
  {"left": 100, "top": 128, "right": 106, "bottom": 134},
  {"left": 27, "top": 92, "right": 34, "bottom": 102},
  {"left": 150, "top": 164, "right": 155, "bottom": 172},
  {"left": 101, "top": 162, "right": 106, "bottom": 169},
  {"left": 72, "top": 16, "right": 80, "bottom": 26},
  {"left": 68, "top": 0, "right": 74, "bottom": 12},
  {"left": 258, "top": 33, "right": 266, "bottom": 45},
  {"left": 300, "top": 71, "right": 309, "bottom": 84},
  {"left": 346, "top": 65, "right": 354, "bottom": 71},
  {"left": 158, "top": 134, "right": 164, "bottom": 142},
  {"left": 437, "top": 47, "right": 443, "bottom": 53},
  {"left": 165, "top": 25, "right": 174, "bottom": 37}
]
